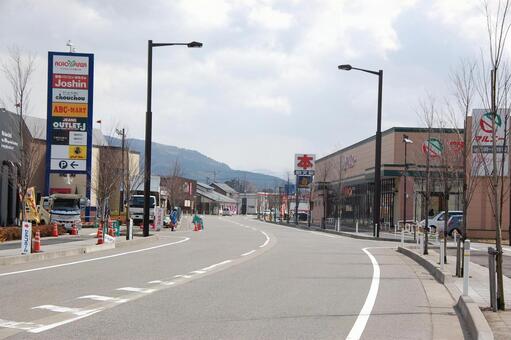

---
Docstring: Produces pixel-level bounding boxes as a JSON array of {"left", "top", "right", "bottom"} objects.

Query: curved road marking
[
  {"left": 241, "top": 250, "right": 256, "bottom": 256},
  {"left": 259, "top": 231, "right": 270, "bottom": 248},
  {"left": 346, "top": 247, "right": 380, "bottom": 340},
  {"left": 0, "top": 237, "right": 190, "bottom": 278}
]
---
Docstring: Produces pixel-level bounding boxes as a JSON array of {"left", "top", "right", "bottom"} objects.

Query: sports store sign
[{"left": 45, "top": 52, "right": 93, "bottom": 177}]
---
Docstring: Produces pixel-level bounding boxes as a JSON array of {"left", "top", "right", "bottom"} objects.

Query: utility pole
[{"left": 295, "top": 176, "right": 299, "bottom": 225}]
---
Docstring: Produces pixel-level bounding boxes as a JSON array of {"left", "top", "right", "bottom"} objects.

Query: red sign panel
[{"left": 52, "top": 74, "right": 88, "bottom": 90}]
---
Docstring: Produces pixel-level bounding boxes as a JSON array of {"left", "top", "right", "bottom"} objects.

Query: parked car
[
  {"left": 420, "top": 211, "right": 463, "bottom": 233},
  {"left": 222, "top": 208, "right": 232, "bottom": 216},
  {"left": 447, "top": 215, "right": 463, "bottom": 236}
]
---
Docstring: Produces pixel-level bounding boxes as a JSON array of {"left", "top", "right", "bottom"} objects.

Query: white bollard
[
  {"left": 454, "top": 232, "right": 457, "bottom": 245},
  {"left": 401, "top": 229, "right": 404, "bottom": 248},
  {"left": 356, "top": 220, "right": 359, "bottom": 233},
  {"left": 463, "top": 240, "right": 470, "bottom": 296},
  {"left": 336, "top": 218, "right": 340, "bottom": 232},
  {"left": 440, "top": 238, "right": 445, "bottom": 271}
]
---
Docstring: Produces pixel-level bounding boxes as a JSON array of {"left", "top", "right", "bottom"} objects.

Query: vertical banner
[
  {"left": 21, "top": 222, "right": 32, "bottom": 255},
  {"left": 154, "top": 207, "right": 164, "bottom": 231},
  {"left": 45, "top": 52, "right": 94, "bottom": 214},
  {"left": 472, "top": 109, "right": 509, "bottom": 176}
]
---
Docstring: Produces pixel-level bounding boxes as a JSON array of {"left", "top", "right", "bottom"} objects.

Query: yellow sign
[
  {"left": 69, "top": 145, "right": 87, "bottom": 159},
  {"left": 52, "top": 103, "right": 88, "bottom": 117}
]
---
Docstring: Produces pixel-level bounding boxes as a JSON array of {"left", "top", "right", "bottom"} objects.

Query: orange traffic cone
[
  {"left": 52, "top": 223, "right": 59, "bottom": 237},
  {"left": 71, "top": 225, "right": 78, "bottom": 236},
  {"left": 96, "top": 222, "right": 103, "bottom": 238},
  {"left": 108, "top": 227, "right": 114, "bottom": 237},
  {"left": 97, "top": 226, "right": 104, "bottom": 245},
  {"left": 33, "top": 231, "right": 41, "bottom": 253},
  {"left": 193, "top": 223, "right": 198, "bottom": 231}
]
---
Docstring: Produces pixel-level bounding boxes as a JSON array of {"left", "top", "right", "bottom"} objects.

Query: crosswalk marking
[
  {"left": 0, "top": 319, "right": 43, "bottom": 331},
  {"left": 32, "top": 305, "right": 101, "bottom": 316}
]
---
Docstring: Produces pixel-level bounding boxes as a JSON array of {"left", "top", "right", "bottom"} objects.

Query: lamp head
[
  {"left": 338, "top": 64, "right": 352, "bottom": 71},
  {"left": 402, "top": 134, "right": 413, "bottom": 144},
  {"left": 187, "top": 41, "right": 203, "bottom": 48}
]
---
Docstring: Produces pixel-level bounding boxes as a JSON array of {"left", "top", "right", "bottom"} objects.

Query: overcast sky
[{"left": 0, "top": 0, "right": 495, "bottom": 177}]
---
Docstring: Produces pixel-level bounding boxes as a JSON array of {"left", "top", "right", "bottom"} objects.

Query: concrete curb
[
  {"left": 262, "top": 219, "right": 419, "bottom": 243},
  {"left": 397, "top": 246, "right": 494, "bottom": 340},
  {"left": 0, "top": 235, "right": 160, "bottom": 266}
]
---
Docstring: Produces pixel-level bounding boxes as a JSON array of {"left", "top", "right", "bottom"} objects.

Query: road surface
[{"left": 0, "top": 216, "right": 464, "bottom": 339}]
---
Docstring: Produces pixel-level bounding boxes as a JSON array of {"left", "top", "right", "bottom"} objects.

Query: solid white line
[
  {"left": 88, "top": 232, "right": 97, "bottom": 236},
  {"left": 201, "top": 260, "right": 232, "bottom": 271},
  {"left": 148, "top": 280, "right": 163, "bottom": 284},
  {"left": 241, "top": 250, "right": 256, "bottom": 256},
  {"left": 28, "top": 309, "right": 102, "bottom": 333},
  {"left": 173, "top": 274, "right": 192, "bottom": 279},
  {"left": 77, "top": 295, "right": 128, "bottom": 303},
  {"left": 0, "top": 319, "right": 43, "bottom": 331},
  {"left": 32, "top": 305, "right": 101, "bottom": 316},
  {"left": 116, "top": 287, "right": 156, "bottom": 294},
  {"left": 0, "top": 237, "right": 190, "bottom": 277},
  {"left": 161, "top": 281, "right": 176, "bottom": 286},
  {"left": 191, "top": 270, "right": 206, "bottom": 274},
  {"left": 346, "top": 248, "right": 380, "bottom": 340}
]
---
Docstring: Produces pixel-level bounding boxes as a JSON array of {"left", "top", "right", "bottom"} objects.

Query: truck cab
[
  {"left": 129, "top": 195, "right": 156, "bottom": 225},
  {"left": 38, "top": 194, "right": 85, "bottom": 231}
]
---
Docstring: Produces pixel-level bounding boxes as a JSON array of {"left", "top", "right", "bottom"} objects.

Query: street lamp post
[
  {"left": 338, "top": 64, "right": 383, "bottom": 237},
  {"left": 143, "top": 40, "right": 202, "bottom": 237},
  {"left": 402, "top": 134, "right": 413, "bottom": 239}
]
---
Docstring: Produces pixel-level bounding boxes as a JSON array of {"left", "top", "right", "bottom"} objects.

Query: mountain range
[{"left": 107, "top": 137, "right": 285, "bottom": 190}]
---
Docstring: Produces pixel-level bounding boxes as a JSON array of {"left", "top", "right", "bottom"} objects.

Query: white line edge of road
[
  {"left": 345, "top": 247, "right": 381, "bottom": 340},
  {"left": 0, "top": 237, "right": 190, "bottom": 277}
]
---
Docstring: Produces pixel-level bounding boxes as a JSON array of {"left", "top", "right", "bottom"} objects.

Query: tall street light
[
  {"left": 338, "top": 64, "right": 383, "bottom": 237},
  {"left": 143, "top": 40, "right": 203, "bottom": 237},
  {"left": 402, "top": 134, "right": 413, "bottom": 240}
]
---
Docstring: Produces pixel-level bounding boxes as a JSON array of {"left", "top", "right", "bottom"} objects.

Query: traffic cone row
[
  {"left": 97, "top": 224, "right": 104, "bottom": 245},
  {"left": 96, "top": 222, "right": 103, "bottom": 238},
  {"left": 71, "top": 225, "right": 78, "bottom": 236},
  {"left": 33, "top": 231, "right": 41, "bottom": 253},
  {"left": 52, "top": 223, "right": 59, "bottom": 237},
  {"left": 108, "top": 226, "right": 114, "bottom": 237}
]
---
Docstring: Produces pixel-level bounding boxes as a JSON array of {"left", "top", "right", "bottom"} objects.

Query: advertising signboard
[
  {"left": 45, "top": 52, "right": 93, "bottom": 200},
  {"left": 294, "top": 154, "right": 316, "bottom": 175},
  {"left": 154, "top": 207, "right": 164, "bottom": 231},
  {"left": 297, "top": 175, "right": 312, "bottom": 188},
  {"left": 21, "top": 222, "right": 32, "bottom": 255},
  {"left": 472, "top": 109, "right": 509, "bottom": 176}
]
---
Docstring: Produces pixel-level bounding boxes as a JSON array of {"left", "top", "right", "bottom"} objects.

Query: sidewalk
[
  {"left": 0, "top": 217, "right": 192, "bottom": 266},
  {"left": 400, "top": 244, "right": 511, "bottom": 339}
]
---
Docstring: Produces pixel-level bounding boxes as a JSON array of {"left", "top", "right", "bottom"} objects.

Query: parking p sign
[{"left": 21, "top": 222, "right": 32, "bottom": 255}]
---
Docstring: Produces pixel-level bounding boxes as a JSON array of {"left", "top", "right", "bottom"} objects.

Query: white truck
[
  {"left": 37, "top": 194, "right": 85, "bottom": 231},
  {"left": 129, "top": 195, "right": 156, "bottom": 225}
]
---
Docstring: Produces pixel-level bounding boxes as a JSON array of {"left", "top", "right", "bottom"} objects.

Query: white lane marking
[
  {"left": 0, "top": 319, "right": 43, "bottom": 331},
  {"left": 259, "top": 231, "right": 270, "bottom": 248},
  {"left": 0, "top": 237, "right": 190, "bottom": 277},
  {"left": 148, "top": 280, "right": 162, "bottom": 284},
  {"left": 161, "top": 281, "right": 176, "bottom": 286},
  {"left": 88, "top": 232, "right": 97, "bottom": 236},
  {"left": 191, "top": 270, "right": 206, "bottom": 274},
  {"left": 28, "top": 309, "right": 102, "bottom": 333},
  {"left": 77, "top": 295, "right": 128, "bottom": 304},
  {"left": 173, "top": 274, "right": 192, "bottom": 279},
  {"left": 346, "top": 248, "right": 380, "bottom": 340},
  {"left": 116, "top": 287, "right": 156, "bottom": 294},
  {"left": 201, "top": 260, "right": 232, "bottom": 271},
  {"left": 241, "top": 250, "right": 256, "bottom": 256},
  {"left": 32, "top": 305, "right": 101, "bottom": 317}
]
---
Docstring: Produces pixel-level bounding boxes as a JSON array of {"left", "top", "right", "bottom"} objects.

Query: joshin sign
[{"left": 472, "top": 109, "right": 509, "bottom": 176}]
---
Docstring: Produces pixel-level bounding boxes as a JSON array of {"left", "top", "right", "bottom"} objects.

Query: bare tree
[
  {"left": 162, "top": 159, "right": 184, "bottom": 211},
  {"left": 314, "top": 158, "right": 333, "bottom": 227},
  {"left": 123, "top": 137, "right": 144, "bottom": 224},
  {"left": 480, "top": 0, "right": 511, "bottom": 310},
  {"left": 1, "top": 46, "right": 42, "bottom": 224}
]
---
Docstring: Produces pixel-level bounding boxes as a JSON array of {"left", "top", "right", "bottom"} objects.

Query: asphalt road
[
  {"left": 0, "top": 216, "right": 464, "bottom": 339},
  {"left": 447, "top": 242, "right": 511, "bottom": 278}
]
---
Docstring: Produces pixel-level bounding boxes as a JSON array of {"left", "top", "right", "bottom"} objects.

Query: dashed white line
[
  {"left": 0, "top": 237, "right": 191, "bottom": 277},
  {"left": 148, "top": 280, "right": 163, "bottom": 284},
  {"left": 173, "top": 274, "right": 192, "bottom": 279},
  {"left": 190, "top": 270, "right": 206, "bottom": 274},
  {"left": 346, "top": 248, "right": 380, "bottom": 340},
  {"left": 241, "top": 250, "right": 256, "bottom": 256},
  {"left": 201, "top": 260, "right": 232, "bottom": 271},
  {"left": 77, "top": 295, "right": 128, "bottom": 304},
  {"left": 116, "top": 287, "right": 156, "bottom": 294},
  {"left": 32, "top": 305, "right": 102, "bottom": 317}
]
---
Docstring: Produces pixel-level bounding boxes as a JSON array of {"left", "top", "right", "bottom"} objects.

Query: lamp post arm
[
  {"left": 151, "top": 42, "right": 189, "bottom": 47},
  {"left": 351, "top": 67, "right": 380, "bottom": 76}
]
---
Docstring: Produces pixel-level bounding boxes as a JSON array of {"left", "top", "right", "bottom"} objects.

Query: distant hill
[{"left": 107, "top": 137, "right": 285, "bottom": 190}]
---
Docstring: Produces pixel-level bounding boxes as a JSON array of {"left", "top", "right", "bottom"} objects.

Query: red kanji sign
[{"left": 295, "top": 154, "right": 316, "bottom": 173}]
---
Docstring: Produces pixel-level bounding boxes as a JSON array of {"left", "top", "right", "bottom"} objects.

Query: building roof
[
  {"left": 211, "top": 182, "right": 237, "bottom": 194},
  {"left": 196, "top": 187, "right": 237, "bottom": 204},
  {"left": 24, "top": 115, "right": 109, "bottom": 146},
  {"left": 197, "top": 182, "right": 214, "bottom": 191}
]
